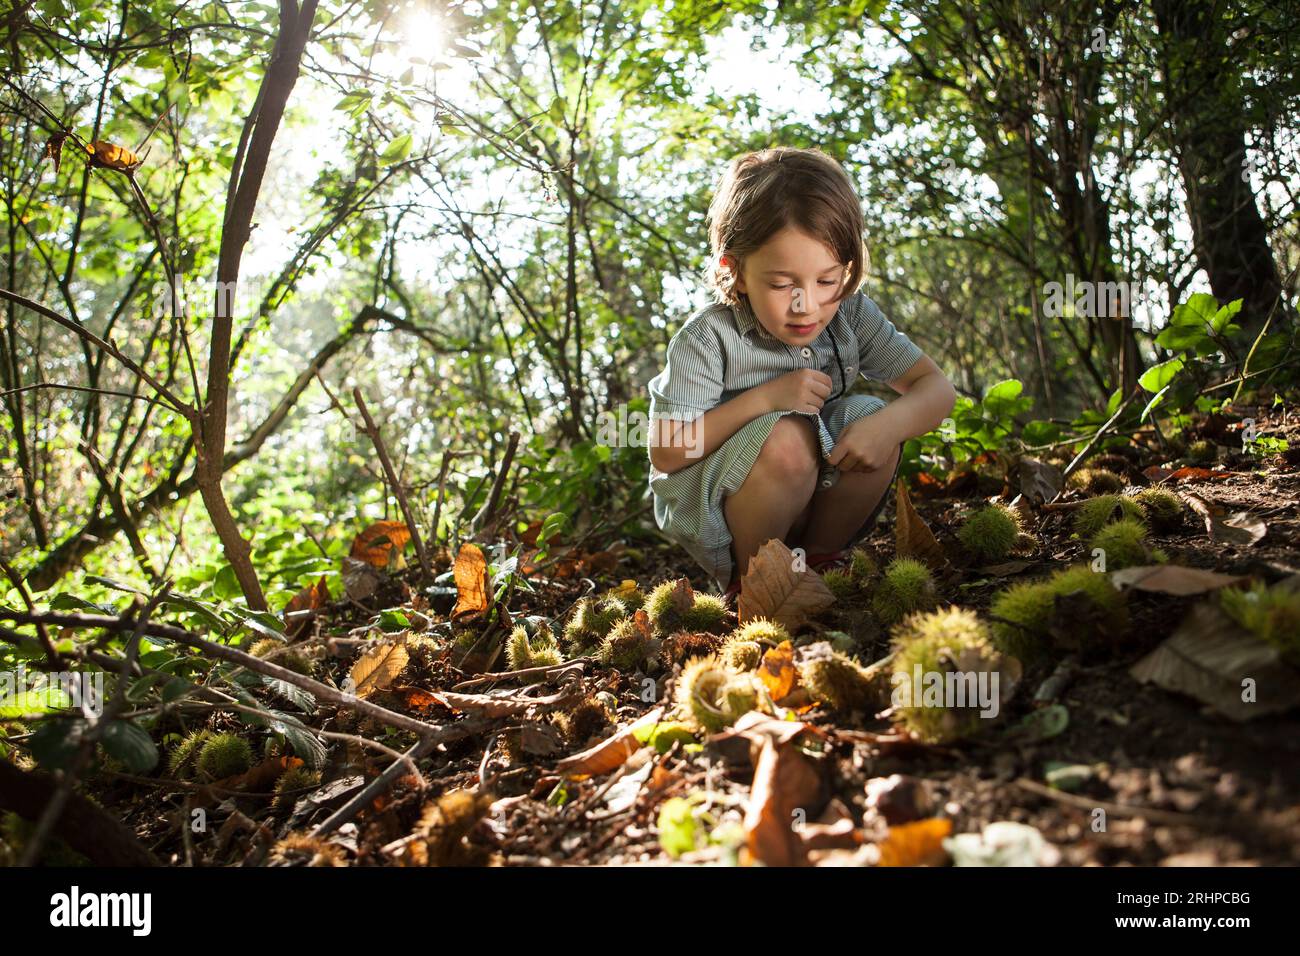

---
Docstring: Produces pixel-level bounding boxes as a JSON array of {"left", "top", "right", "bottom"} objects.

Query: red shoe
[
  {"left": 806, "top": 550, "right": 848, "bottom": 572},
  {"left": 724, "top": 579, "right": 742, "bottom": 599}
]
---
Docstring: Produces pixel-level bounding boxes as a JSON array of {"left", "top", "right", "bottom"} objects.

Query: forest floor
[{"left": 7, "top": 392, "right": 1299, "bottom": 868}]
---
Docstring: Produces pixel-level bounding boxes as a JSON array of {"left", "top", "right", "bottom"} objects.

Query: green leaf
[
  {"left": 379, "top": 133, "right": 413, "bottom": 166},
  {"left": 378, "top": 609, "right": 409, "bottom": 632},
  {"left": 657, "top": 797, "right": 702, "bottom": 858},
  {"left": 100, "top": 719, "right": 159, "bottom": 773},
  {"left": 212, "top": 564, "right": 242, "bottom": 601},
  {"left": 1138, "top": 357, "right": 1184, "bottom": 393},
  {"left": 29, "top": 718, "right": 87, "bottom": 770},
  {"left": 538, "top": 511, "right": 567, "bottom": 545}
]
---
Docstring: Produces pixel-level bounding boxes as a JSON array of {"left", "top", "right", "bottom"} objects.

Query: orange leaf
[
  {"left": 87, "top": 140, "right": 140, "bottom": 171},
  {"left": 452, "top": 542, "right": 490, "bottom": 619},
  {"left": 394, "top": 685, "right": 443, "bottom": 714},
  {"left": 876, "top": 817, "right": 952, "bottom": 866},
  {"left": 895, "top": 482, "right": 947, "bottom": 570},
  {"left": 737, "top": 538, "right": 835, "bottom": 630},
  {"left": 283, "top": 574, "right": 329, "bottom": 639},
  {"left": 757, "top": 640, "right": 796, "bottom": 702},
  {"left": 556, "top": 707, "right": 664, "bottom": 780},
  {"left": 350, "top": 520, "right": 411, "bottom": 568}
]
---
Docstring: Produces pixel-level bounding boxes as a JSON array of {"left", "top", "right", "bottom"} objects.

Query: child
[{"left": 647, "top": 147, "right": 957, "bottom": 594}]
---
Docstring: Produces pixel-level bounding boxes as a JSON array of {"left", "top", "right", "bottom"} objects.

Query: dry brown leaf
[
  {"left": 737, "top": 538, "right": 835, "bottom": 629},
  {"left": 1143, "top": 465, "right": 1244, "bottom": 484},
  {"left": 226, "top": 755, "right": 303, "bottom": 794},
  {"left": 393, "top": 685, "right": 442, "bottom": 713},
  {"left": 744, "top": 733, "right": 823, "bottom": 867},
  {"left": 350, "top": 641, "right": 409, "bottom": 699},
  {"left": 1181, "top": 493, "right": 1267, "bottom": 546},
  {"left": 556, "top": 706, "right": 664, "bottom": 779},
  {"left": 876, "top": 817, "right": 953, "bottom": 866},
  {"left": 895, "top": 481, "right": 947, "bottom": 570},
  {"left": 1018, "top": 456, "right": 1063, "bottom": 505},
  {"left": 1129, "top": 602, "right": 1300, "bottom": 721},
  {"left": 452, "top": 542, "right": 490, "bottom": 620},
  {"left": 1110, "top": 565, "right": 1251, "bottom": 596},
  {"left": 758, "top": 640, "right": 797, "bottom": 702},
  {"left": 283, "top": 574, "right": 330, "bottom": 639}
]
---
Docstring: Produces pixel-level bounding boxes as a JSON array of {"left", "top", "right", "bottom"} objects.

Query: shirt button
[
  {"left": 846, "top": 365, "right": 855, "bottom": 373},
  {"left": 800, "top": 347, "right": 812, "bottom": 358},
  {"left": 820, "top": 477, "right": 833, "bottom": 489}
]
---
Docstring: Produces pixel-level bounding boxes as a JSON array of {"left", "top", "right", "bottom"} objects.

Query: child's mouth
[{"left": 786, "top": 321, "right": 819, "bottom": 336}]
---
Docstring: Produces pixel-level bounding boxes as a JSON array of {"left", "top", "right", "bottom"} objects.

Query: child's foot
[
  {"left": 724, "top": 578, "right": 742, "bottom": 599},
  {"left": 806, "top": 550, "right": 848, "bottom": 572}
]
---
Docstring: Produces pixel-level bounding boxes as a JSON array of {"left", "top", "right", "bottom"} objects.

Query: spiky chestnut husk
[
  {"left": 1219, "top": 582, "right": 1300, "bottom": 663},
  {"left": 563, "top": 597, "right": 628, "bottom": 651},
  {"left": 1090, "top": 518, "right": 1165, "bottom": 571},
  {"left": 646, "top": 582, "right": 731, "bottom": 637},
  {"left": 800, "top": 650, "right": 878, "bottom": 713},
  {"left": 1066, "top": 467, "right": 1126, "bottom": 495},
  {"left": 683, "top": 593, "right": 730, "bottom": 633},
  {"left": 675, "top": 655, "right": 753, "bottom": 732},
  {"left": 168, "top": 728, "right": 213, "bottom": 778},
  {"left": 956, "top": 504, "right": 1023, "bottom": 563},
  {"left": 249, "top": 638, "right": 314, "bottom": 676},
  {"left": 607, "top": 582, "right": 646, "bottom": 613},
  {"left": 505, "top": 624, "right": 563, "bottom": 672},
  {"left": 870, "top": 558, "right": 939, "bottom": 626},
  {"left": 1187, "top": 439, "right": 1217, "bottom": 461},
  {"left": 196, "top": 732, "right": 253, "bottom": 781},
  {"left": 1072, "top": 494, "right": 1147, "bottom": 538},
  {"left": 821, "top": 568, "right": 857, "bottom": 598},
  {"left": 1089, "top": 453, "right": 1133, "bottom": 477},
  {"left": 1130, "top": 487, "right": 1184, "bottom": 533},
  {"left": 269, "top": 831, "right": 347, "bottom": 867},
  {"left": 552, "top": 696, "right": 611, "bottom": 744},
  {"left": 273, "top": 766, "right": 321, "bottom": 812},
  {"left": 988, "top": 565, "right": 1127, "bottom": 664},
  {"left": 849, "top": 547, "right": 880, "bottom": 583},
  {"left": 598, "top": 617, "right": 653, "bottom": 671},
  {"left": 889, "top": 607, "right": 1006, "bottom": 744},
  {"left": 661, "top": 631, "right": 725, "bottom": 667},
  {"left": 720, "top": 638, "right": 763, "bottom": 671}
]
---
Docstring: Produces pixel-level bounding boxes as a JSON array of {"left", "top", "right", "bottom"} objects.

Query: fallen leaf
[
  {"left": 557, "top": 706, "right": 665, "bottom": 779},
  {"left": 1018, "top": 457, "right": 1063, "bottom": 505},
  {"left": 1129, "top": 602, "right": 1300, "bottom": 720},
  {"left": 1143, "top": 466, "right": 1241, "bottom": 484},
  {"left": 1110, "top": 565, "right": 1251, "bottom": 596},
  {"left": 876, "top": 818, "right": 952, "bottom": 866},
  {"left": 225, "top": 755, "right": 303, "bottom": 794},
  {"left": 757, "top": 640, "right": 797, "bottom": 702},
  {"left": 349, "top": 641, "right": 409, "bottom": 699},
  {"left": 393, "top": 685, "right": 442, "bottom": 713},
  {"left": 737, "top": 538, "right": 835, "bottom": 629},
  {"left": 349, "top": 520, "right": 411, "bottom": 568},
  {"left": 1181, "top": 493, "right": 1267, "bottom": 546},
  {"left": 895, "top": 482, "right": 947, "bottom": 570},
  {"left": 283, "top": 574, "right": 330, "bottom": 639},
  {"left": 981, "top": 560, "right": 1036, "bottom": 576},
  {"left": 452, "top": 542, "right": 489, "bottom": 619},
  {"left": 341, "top": 556, "right": 385, "bottom": 602},
  {"left": 744, "top": 733, "right": 823, "bottom": 866}
]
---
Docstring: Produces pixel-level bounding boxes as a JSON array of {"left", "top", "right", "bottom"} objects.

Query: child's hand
[
  {"left": 827, "top": 415, "right": 898, "bottom": 472},
  {"left": 761, "top": 369, "right": 833, "bottom": 414}
]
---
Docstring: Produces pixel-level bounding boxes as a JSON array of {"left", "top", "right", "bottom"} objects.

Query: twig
[
  {"left": 470, "top": 430, "right": 521, "bottom": 535},
  {"left": 0, "top": 558, "right": 61, "bottom": 668},
  {"left": 352, "top": 386, "right": 434, "bottom": 585},
  {"left": 312, "top": 733, "right": 448, "bottom": 838}
]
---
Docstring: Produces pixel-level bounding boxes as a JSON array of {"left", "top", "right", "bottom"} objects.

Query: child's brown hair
[{"left": 705, "top": 146, "right": 868, "bottom": 307}]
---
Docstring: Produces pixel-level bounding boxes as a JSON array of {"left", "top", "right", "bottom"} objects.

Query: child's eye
[{"left": 770, "top": 281, "right": 839, "bottom": 290}]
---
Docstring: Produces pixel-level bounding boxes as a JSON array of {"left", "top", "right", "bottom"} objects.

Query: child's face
[{"left": 733, "top": 225, "right": 846, "bottom": 346}]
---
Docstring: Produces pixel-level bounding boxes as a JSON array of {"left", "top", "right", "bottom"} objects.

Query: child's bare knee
[{"left": 755, "top": 418, "right": 818, "bottom": 485}]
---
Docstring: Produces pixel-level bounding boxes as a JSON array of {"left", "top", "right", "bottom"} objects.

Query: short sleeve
[
  {"left": 648, "top": 324, "right": 725, "bottom": 420},
  {"left": 850, "top": 294, "right": 924, "bottom": 383}
]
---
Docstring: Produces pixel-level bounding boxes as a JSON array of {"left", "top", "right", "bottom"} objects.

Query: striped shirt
[{"left": 647, "top": 290, "right": 923, "bottom": 457}]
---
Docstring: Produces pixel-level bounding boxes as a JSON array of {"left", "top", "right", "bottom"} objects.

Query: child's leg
[
  {"left": 723, "top": 416, "right": 819, "bottom": 580},
  {"left": 798, "top": 441, "right": 902, "bottom": 554}
]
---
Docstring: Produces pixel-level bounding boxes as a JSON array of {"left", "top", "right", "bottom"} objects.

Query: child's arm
[
  {"left": 650, "top": 369, "right": 833, "bottom": 475},
  {"left": 826, "top": 354, "right": 957, "bottom": 472}
]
